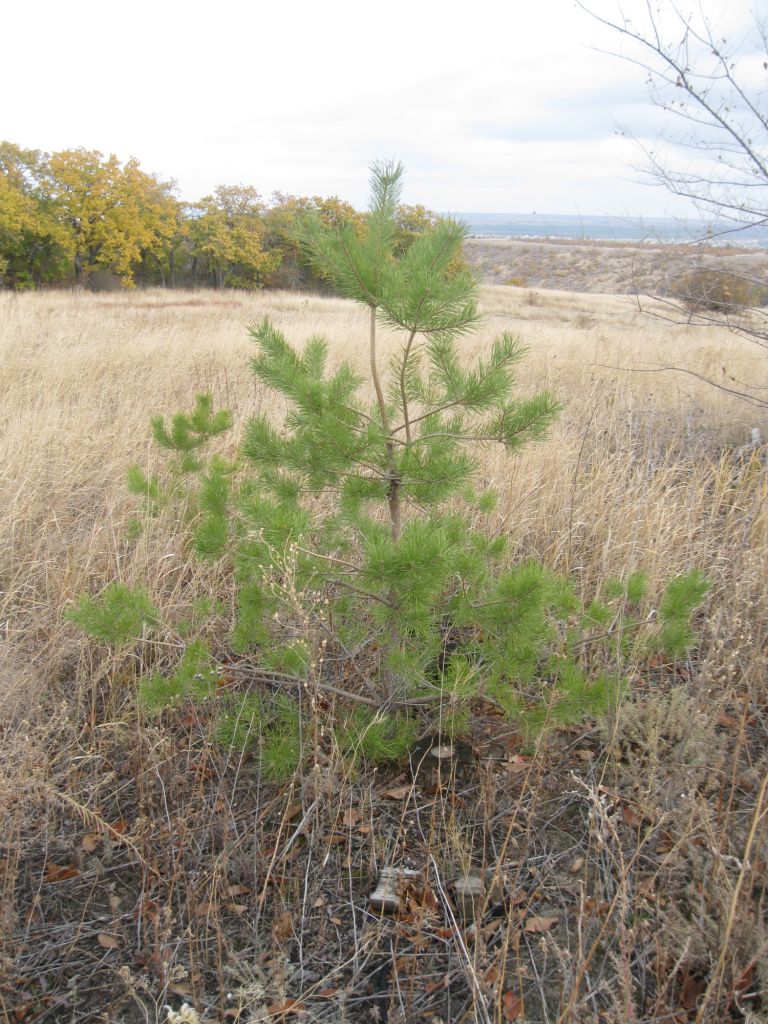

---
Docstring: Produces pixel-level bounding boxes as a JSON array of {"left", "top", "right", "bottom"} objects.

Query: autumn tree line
[{"left": 0, "top": 142, "right": 437, "bottom": 292}]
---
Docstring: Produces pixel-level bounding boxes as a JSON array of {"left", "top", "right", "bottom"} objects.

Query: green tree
[
  {"left": 189, "top": 185, "right": 281, "bottom": 289},
  {"left": 262, "top": 193, "right": 364, "bottom": 289}
]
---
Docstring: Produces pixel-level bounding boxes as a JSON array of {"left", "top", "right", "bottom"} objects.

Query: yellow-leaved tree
[
  {"left": 45, "top": 148, "right": 178, "bottom": 287},
  {"left": 188, "top": 185, "right": 281, "bottom": 289},
  {"left": 0, "top": 142, "right": 70, "bottom": 288}
]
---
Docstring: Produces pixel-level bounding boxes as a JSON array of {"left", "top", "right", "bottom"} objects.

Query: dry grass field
[{"left": 1, "top": 285, "right": 767, "bottom": 1023}]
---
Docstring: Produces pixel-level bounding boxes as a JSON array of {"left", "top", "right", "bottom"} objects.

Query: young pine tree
[{"left": 70, "top": 162, "right": 709, "bottom": 779}]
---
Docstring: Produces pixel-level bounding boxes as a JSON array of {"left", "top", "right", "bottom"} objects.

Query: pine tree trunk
[{"left": 369, "top": 307, "right": 402, "bottom": 542}]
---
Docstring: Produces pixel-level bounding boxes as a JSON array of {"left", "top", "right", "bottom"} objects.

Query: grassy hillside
[
  {"left": 464, "top": 236, "right": 768, "bottom": 298},
  {"left": 1, "top": 287, "right": 766, "bottom": 1023}
]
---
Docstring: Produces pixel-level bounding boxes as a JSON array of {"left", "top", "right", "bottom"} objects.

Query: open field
[{"left": 1, "top": 287, "right": 767, "bottom": 1023}]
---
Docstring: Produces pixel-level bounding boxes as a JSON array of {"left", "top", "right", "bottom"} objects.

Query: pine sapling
[{"left": 68, "top": 162, "right": 711, "bottom": 779}]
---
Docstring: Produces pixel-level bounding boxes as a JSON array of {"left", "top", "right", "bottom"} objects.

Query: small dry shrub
[
  {"left": 671, "top": 268, "right": 768, "bottom": 313},
  {"left": 603, "top": 687, "right": 725, "bottom": 811},
  {"left": 574, "top": 312, "right": 595, "bottom": 329}
]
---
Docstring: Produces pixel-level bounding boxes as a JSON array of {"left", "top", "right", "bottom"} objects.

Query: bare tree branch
[{"left": 578, "top": 1, "right": 768, "bottom": 410}]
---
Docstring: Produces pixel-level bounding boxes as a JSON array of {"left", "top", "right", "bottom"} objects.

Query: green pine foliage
[
  {"left": 65, "top": 582, "right": 159, "bottom": 646},
  {"left": 139, "top": 639, "right": 219, "bottom": 713},
  {"left": 657, "top": 571, "right": 711, "bottom": 658},
  {"left": 67, "top": 162, "right": 711, "bottom": 782}
]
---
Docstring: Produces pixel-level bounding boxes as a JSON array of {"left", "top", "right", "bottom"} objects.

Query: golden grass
[
  {"left": 1, "top": 286, "right": 766, "bottom": 1022},
  {"left": 1, "top": 285, "right": 763, "bottom": 689}
]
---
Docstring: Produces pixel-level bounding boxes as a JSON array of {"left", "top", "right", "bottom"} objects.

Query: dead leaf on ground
[
  {"left": 679, "top": 971, "right": 707, "bottom": 1010},
  {"left": 621, "top": 803, "right": 644, "bottom": 828},
  {"left": 637, "top": 877, "right": 655, "bottom": 899},
  {"left": 583, "top": 897, "right": 611, "bottom": 915},
  {"left": 569, "top": 856, "right": 585, "bottom": 874},
  {"left": 524, "top": 915, "right": 559, "bottom": 933},
  {"left": 383, "top": 785, "right": 412, "bottom": 800},
  {"left": 167, "top": 983, "right": 194, "bottom": 998},
  {"left": 97, "top": 932, "right": 120, "bottom": 949},
  {"left": 272, "top": 910, "right": 293, "bottom": 941},
  {"left": 81, "top": 832, "right": 102, "bottom": 852},
  {"left": 226, "top": 883, "right": 251, "bottom": 898},
  {"left": 195, "top": 901, "right": 218, "bottom": 917},
  {"left": 265, "top": 999, "right": 304, "bottom": 1017},
  {"left": 502, "top": 989, "right": 523, "bottom": 1020},
  {"left": 44, "top": 863, "right": 80, "bottom": 883},
  {"left": 424, "top": 975, "right": 448, "bottom": 994},
  {"left": 342, "top": 807, "right": 361, "bottom": 827}
]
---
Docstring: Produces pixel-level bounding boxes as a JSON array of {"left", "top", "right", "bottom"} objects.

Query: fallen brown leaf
[
  {"left": 583, "top": 897, "right": 611, "bottom": 915},
  {"left": 194, "top": 901, "right": 218, "bottom": 917},
  {"left": 502, "top": 989, "right": 523, "bottom": 1020},
  {"left": 44, "top": 863, "right": 79, "bottom": 883},
  {"left": 680, "top": 971, "right": 706, "bottom": 1010},
  {"left": 167, "top": 983, "right": 194, "bottom": 998},
  {"left": 97, "top": 932, "right": 120, "bottom": 949},
  {"left": 524, "top": 915, "right": 559, "bottom": 933},
  {"left": 383, "top": 785, "right": 412, "bottom": 800},
  {"left": 621, "top": 803, "right": 643, "bottom": 828},
  {"left": 272, "top": 910, "right": 293, "bottom": 941},
  {"left": 81, "top": 832, "right": 102, "bottom": 852},
  {"left": 265, "top": 999, "right": 304, "bottom": 1017},
  {"left": 342, "top": 808, "right": 361, "bottom": 827},
  {"left": 226, "top": 883, "right": 251, "bottom": 898},
  {"left": 424, "top": 975, "right": 447, "bottom": 994}
]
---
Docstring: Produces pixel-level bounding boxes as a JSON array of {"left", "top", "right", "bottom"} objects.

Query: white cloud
[{"left": 2, "top": 0, "right": 757, "bottom": 216}]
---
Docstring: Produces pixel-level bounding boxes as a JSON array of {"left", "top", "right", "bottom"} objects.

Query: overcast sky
[{"left": 2, "top": 0, "right": 758, "bottom": 216}]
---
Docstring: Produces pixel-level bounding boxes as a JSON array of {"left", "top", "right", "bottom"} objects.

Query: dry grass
[
  {"left": 465, "top": 237, "right": 768, "bottom": 299},
  {"left": 1, "top": 287, "right": 767, "bottom": 1023}
]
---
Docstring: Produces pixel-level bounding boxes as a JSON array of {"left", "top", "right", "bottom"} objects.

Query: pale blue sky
[{"left": 2, "top": 0, "right": 759, "bottom": 216}]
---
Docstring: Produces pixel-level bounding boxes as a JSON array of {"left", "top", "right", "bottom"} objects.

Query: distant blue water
[{"left": 454, "top": 212, "right": 768, "bottom": 247}]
